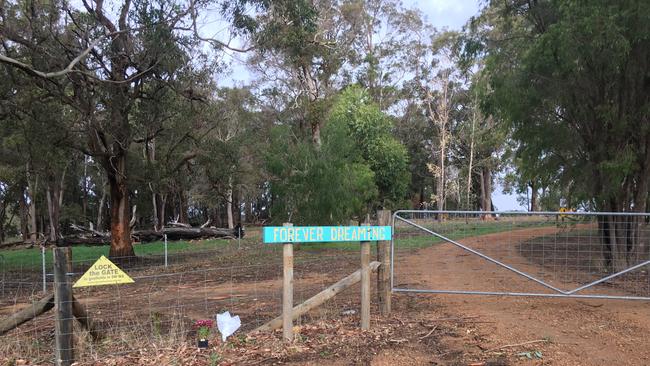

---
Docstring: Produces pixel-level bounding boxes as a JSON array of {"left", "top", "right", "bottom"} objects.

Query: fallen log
[
  {"left": 0, "top": 240, "right": 30, "bottom": 249},
  {"left": 64, "top": 236, "right": 111, "bottom": 246},
  {"left": 254, "top": 261, "right": 381, "bottom": 332},
  {"left": 69, "top": 223, "right": 108, "bottom": 237},
  {"left": 132, "top": 227, "right": 237, "bottom": 241},
  {"left": 167, "top": 222, "right": 191, "bottom": 228},
  {"left": 72, "top": 296, "right": 102, "bottom": 340},
  {"left": 0, "top": 294, "right": 103, "bottom": 340},
  {"left": 42, "top": 226, "right": 242, "bottom": 246},
  {"left": 0, "top": 293, "right": 54, "bottom": 336}
]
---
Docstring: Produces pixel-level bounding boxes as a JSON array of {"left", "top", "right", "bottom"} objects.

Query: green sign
[{"left": 263, "top": 226, "right": 392, "bottom": 243}]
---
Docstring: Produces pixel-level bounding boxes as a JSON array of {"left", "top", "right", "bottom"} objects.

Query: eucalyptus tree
[
  {"left": 194, "top": 87, "right": 265, "bottom": 228},
  {"left": 0, "top": 0, "right": 237, "bottom": 257},
  {"left": 340, "top": 0, "right": 427, "bottom": 111},
  {"left": 473, "top": 0, "right": 650, "bottom": 270},
  {"left": 328, "top": 86, "right": 410, "bottom": 208},
  {"left": 0, "top": 55, "right": 75, "bottom": 242},
  {"left": 402, "top": 29, "right": 466, "bottom": 213},
  {"left": 234, "top": 0, "right": 360, "bottom": 148}
]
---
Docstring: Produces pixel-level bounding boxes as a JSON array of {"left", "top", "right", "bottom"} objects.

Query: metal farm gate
[{"left": 391, "top": 210, "right": 650, "bottom": 300}]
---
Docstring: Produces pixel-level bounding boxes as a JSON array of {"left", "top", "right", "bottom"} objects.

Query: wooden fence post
[
  {"left": 360, "top": 221, "right": 370, "bottom": 330},
  {"left": 377, "top": 210, "right": 392, "bottom": 315},
  {"left": 53, "top": 246, "right": 73, "bottom": 366},
  {"left": 282, "top": 223, "right": 294, "bottom": 342}
]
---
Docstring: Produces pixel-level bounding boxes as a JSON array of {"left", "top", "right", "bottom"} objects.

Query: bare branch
[
  {"left": 189, "top": 0, "right": 254, "bottom": 53},
  {"left": 0, "top": 35, "right": 107, "bottom": 79}
]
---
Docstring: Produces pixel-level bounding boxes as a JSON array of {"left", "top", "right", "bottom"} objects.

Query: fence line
[{"left": 1, "top": 229, "right": 387, "bottom": 364}]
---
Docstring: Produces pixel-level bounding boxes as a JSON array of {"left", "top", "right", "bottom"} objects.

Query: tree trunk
[
  {"left": 0, "top": 293, "right": 55, "bottom": 336},
  {"left": 151, "top": 190, "right": 166, "bottom": 231},
  {"left": 437, "top": 139, "right": 446, "bottom": 213},
  {"left": 0, "top": 198, "right": 6, "bottom": 243},
  {"left": 157, "top": 194, "right": 166, "bottom": 230},
  {"left": 178, "top": 190, "right": 188, "bottom": 224},
  {"left": 599, "top": 198, "right": 645, "bottom": 273},
  {"left": 226, "top": 178, "right": 234, "bottom": 229},
  {"left": 466, "top": 142, "right": 475, "bottom": 210},
  {"left": 151, "top": 191, "right": 158, "bottom": 231},
  {"left": 214, "top": 205, "right": 222, "bottom": 227},
  {"left": 479, "top": 166, "right": 493, "bottom": 218},
  {"left": 19, "top": 187, "right": 29, "bottom": 241},
  {"left": 311, "top": 122, "right": 322, "bottom": 148},
  {"left": 530, "top": 181, "right": 537, "bottom": 212},
  {"left": 96, "top": 182, "right": 107, "bottom": 232},
  {"left": 46, "top": 182, "right": 61, "bottom": 241},
  {"left": 82, "top": 156, "right": 88, "bottom": 221},
  {"left": 27, "top": 165, "right": 38, "bottom": 244},
  {"left": 244, "top": 197, "right": 252, "bottom": 224},
  {"left": 235, "top": 189, "right": 242, "bottom": 225},
  {"left": 607, "top": 214, "right": 628, "bottom": 272},
  {"left": 107, "top": 154, "right": 134, "bottom": 259}
]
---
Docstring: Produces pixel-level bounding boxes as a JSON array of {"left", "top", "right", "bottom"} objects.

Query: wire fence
[
  {"left": 392, "top": 211, "right": 650, "bottom": 300},
  {"left": 10, "top": 211, "right": 650, "bottom": 363},
  {"left": 0, "top": 234, "right": 379, "bottom": 364}
]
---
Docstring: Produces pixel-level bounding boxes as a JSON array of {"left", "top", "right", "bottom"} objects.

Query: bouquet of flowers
[{"left": 194, "top": 319, "right": 214, "bottom": 348}]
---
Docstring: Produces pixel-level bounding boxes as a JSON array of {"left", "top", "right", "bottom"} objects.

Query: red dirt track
[{"left": 387, "top": 227, "right": 650, "bottom": 365}]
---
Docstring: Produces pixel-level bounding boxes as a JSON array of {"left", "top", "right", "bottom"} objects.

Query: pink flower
[{"left": 194, "top": 319, "right": 214, "bottom": 328}]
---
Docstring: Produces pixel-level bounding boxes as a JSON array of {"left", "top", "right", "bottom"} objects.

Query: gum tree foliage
[
  {"left": 194, "top": 87, "right": 269, "bottom": 228},
  {"left": 0, "top": 0, "right": 259, "bottom": 257},
  {"left": 266, "top": 124, "right": 377, "bottom": 225},
  {"left": 267, "top": 86, "right": 408, "bottom": 225},
  {"left": 471, "top": 0, "right": 650, "bottom": 270},
  {"left": 226, "top": 0, "right": 337, "bottom": 148},
  {"left": 328, "top": 86, "right": 410, "bottom": 208}
]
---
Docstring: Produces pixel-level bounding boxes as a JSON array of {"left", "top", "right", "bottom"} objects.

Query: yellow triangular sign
[{"left": 73, "top": 255, "right": 135, "bottom": 288}]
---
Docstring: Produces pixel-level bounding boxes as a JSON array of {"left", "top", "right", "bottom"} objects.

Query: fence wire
[
  {"left": 392, "top": 211, "right": 650, "bottom": 300},
  {"left": 1, "top": 235, "right": 377, "bottom": 364}
]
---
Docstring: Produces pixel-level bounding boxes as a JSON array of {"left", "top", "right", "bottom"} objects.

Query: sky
[
  {"left": 404, "top": 0, "right": 481, "bottom": 29},
  {"left": 218, "top": 0, "right": 526, "bottom": 211}
]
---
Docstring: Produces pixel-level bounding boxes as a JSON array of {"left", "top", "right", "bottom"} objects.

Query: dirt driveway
[{"left": 388, "top": 227, "right": 650, "bottom": 365}]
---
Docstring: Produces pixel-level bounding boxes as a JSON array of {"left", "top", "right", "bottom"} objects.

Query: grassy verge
[{"left": 0, "top": 238, "right": 238, "bottom": 271}]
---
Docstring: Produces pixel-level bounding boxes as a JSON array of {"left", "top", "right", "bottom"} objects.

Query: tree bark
[
  {"left": 45, "top": 166, "right": 66, "bottom": 241},
  {"left": 151, "top": 190, "right": 166, "bottom": 231},
  {"left": 235, "top": 189, "right": 242, "bottom": 225},
  {"left": 46, "top": 185, "right": 60, "bottom": 241},
  {"left": 151, "top": 190, "right": 158, "bottom": 231},
  {"left": 530, "top": 181, "right": 537, "bottom": 212},
  {"left": 311, "top": 121, "right": 322, "bottom": 148},
  {"left": 244, "top": 197, "right": 252, "bottom": 224},
  {"left": 0, "top": 293, "right": 55, "bottom": 336},
  {"left": 19, "top": 186, "right": 29, "bottom": 241},
  {"left": 0, "top": 198, "right": 6, "bottom": 243},
  {"left": 599, "top": 198, "right": 646, "bottom": 272},
  {"left": 82, "top": 156, "right": 88, "bottom": 221},
  {"left": 466, "top": 116, "right": 475, "bottom": 210},
  {"left": 107, "top": 154, "right": 135, "bottom": 259},
  {"left": 96, "top": 181, "right": 107, "bottom": 232},
  {"left": 178, "top": 190, "right": 188, "bottom": 224},
  {"left": 437, "top": 138, "right": 446, "bottom": 214},
  {"left": 65, "top": 226, "right": 238, "bottom": 245},
  {"left": 479, "top": 166, "right": 493, "bottom": 218},
  {"left": 226, "top": 177, "right": 234, "bottom": 229},
  {"left": 157, "top": 194, "right": 166, "bottom": 230},
  {"left": 28, "top": 177, "right": 38, "bottom": 245}
]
